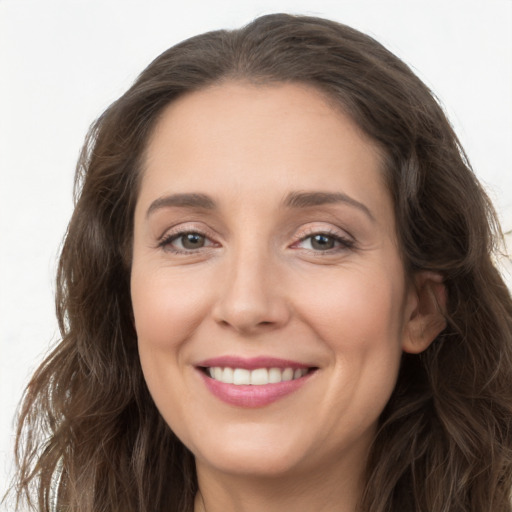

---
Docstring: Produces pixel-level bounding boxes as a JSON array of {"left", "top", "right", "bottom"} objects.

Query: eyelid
[
  {"left": 156, "top": 222, "right": 220, "bottom": 252},
  {"left": 157, "top": 221, "right": 214, "bottom": 240},
  {"left": 155, "top": 222, "right": 355, "bottom": 254},
  {"left": 289, "top": 224, "right": 356, "bottom": 251}
]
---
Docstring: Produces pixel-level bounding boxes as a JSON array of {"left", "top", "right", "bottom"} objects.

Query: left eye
[{"left": 297, "top": 233, "right": 350, "bottom": 251}]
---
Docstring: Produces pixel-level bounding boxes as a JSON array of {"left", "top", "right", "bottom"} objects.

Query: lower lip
[{"left": 199, "top": 370, "right": 314, "bottom": 408}]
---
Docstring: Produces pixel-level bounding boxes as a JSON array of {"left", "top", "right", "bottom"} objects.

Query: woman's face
[{"left": 131, "top": 82, "right": 420, "bottom": 480}]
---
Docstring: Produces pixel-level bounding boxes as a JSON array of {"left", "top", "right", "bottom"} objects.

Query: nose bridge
[{"left": 213, "top": 234, "right": 289, "bottom": 333}]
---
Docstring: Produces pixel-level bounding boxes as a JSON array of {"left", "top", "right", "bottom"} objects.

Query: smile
[
  {"left": 196, "top": 357, "right": 317, "bottom": 408},
  {"left": 206, "top": 367, "right": 310, "bottom": 385}
]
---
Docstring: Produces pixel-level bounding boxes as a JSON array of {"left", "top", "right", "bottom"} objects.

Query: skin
[{"left": 131, "top": 82, "right": 445, "bottom": 512}]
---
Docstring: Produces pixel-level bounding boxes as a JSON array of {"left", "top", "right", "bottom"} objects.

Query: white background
[{"left": 1, "top": 0, "right": 511, "bottom": 505}]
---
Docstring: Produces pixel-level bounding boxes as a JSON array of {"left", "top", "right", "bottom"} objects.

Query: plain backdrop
[{"left": 1, "top": 0, "right": 511, "bottom": 505}]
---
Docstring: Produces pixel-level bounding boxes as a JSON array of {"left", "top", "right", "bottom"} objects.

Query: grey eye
[
  {"left": 180, "top": 233, "right": 206, "bottom": 250},
  {"left": 310, "top": 234, "right": 336, "bottom": 250}
]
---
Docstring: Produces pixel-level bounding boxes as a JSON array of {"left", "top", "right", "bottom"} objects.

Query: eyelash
[
  {"left": 291, "top": 228, "right": 355, "bottom": 253},
  {"left": 158, "top": 229, "right": 216, "bottom": 254},
  {"left": 157, "top": 227, "right": 355, "bottom": 255}
]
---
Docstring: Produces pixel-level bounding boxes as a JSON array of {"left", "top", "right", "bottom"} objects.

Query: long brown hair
[{"left": 9, "top": 13, "right": 512, "bottom": 512}]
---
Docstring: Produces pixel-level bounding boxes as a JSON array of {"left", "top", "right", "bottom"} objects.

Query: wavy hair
[{"left": 9, "top": 13, "right": 512, "bottom": 512}]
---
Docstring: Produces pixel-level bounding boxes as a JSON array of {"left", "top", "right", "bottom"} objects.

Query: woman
[{"left": 10, "top": 13, "right": 512, "bottom": 512}]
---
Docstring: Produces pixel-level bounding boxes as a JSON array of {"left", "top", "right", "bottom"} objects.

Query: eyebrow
[
  {"left": 283, "top": 191, "right": 375, "bottom": 221},
  {"left": 146, "top": 190, "right": 374, "bottom": 222},
  {"left": 146, "top": 193, "right": 216, "bottom": 218}
]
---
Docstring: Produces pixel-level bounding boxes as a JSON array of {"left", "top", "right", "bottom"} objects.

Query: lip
[
  {"left": 196, "top": 356, "right": 311, "bottom": 370},
  {"left": 195, "top": 356, "right": 316, "bottom": 408}
]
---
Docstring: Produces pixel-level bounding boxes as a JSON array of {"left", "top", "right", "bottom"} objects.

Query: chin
[
  {"left": 197, "top": 449, "right": 306, "bottom": 479},
  {"left": 189, "top": 427, "right": 314, "bottom": 478}
]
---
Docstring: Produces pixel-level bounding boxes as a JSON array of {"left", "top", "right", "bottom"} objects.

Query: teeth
[
  {"left": 268, "top": 368, "right": 282, "bottom": 383},
  {"left": 282, "top": 368, "right": 294, "bottom": 381},
  {"left": 223, "top": 367, "right": 234, "bottom": 384},
  {"left": 233, "top": 368, "right": 250, "bottom": 385},
  {"left": 250, "top": 368, "right": 268, "bottom": 385},
  {"left": 206, "top": 366, "right": 308, "bottom": 385}
]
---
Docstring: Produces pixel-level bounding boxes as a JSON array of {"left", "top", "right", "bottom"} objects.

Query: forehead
[
  {"left": 146, "top": 81, "right": 380, "bottom": 161},
  {"left": 138, "top": 81, "right": 393, "bottom": 229}
]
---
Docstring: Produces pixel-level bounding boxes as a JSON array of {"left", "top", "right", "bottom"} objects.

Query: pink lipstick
[{"left": 196, "top": 356, "right": 316, "bottom": 408}]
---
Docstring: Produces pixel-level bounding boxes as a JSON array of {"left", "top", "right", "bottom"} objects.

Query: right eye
[{"left": 159, "top": 231, "right": 213, "bottom": 253}]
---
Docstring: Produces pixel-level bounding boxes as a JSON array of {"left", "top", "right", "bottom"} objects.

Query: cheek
[
  {"left": 131, "top": 266, "right": 211, "bottom": 351},
  {"left": 130, "top": 266, "right": 211, "bottom": 429},
  {"left": 292, "top": 263, "right": 407, "bottom": 406},
  {"left": 295, "top": 263, "right": 407, "bottom": 347}
]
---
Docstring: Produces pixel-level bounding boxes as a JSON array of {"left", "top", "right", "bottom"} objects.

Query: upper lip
[{"left": 196, "top": 356, "right": 314, "bottom": 370}]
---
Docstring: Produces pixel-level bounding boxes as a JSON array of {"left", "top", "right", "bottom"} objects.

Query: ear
[{"left": 402, "top": 271, "right": 447, "bottom": 354}]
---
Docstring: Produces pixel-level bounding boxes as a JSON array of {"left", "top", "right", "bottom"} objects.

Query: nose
[{"left": 212, "top": 247, "right": 291, "bottom": 335}]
